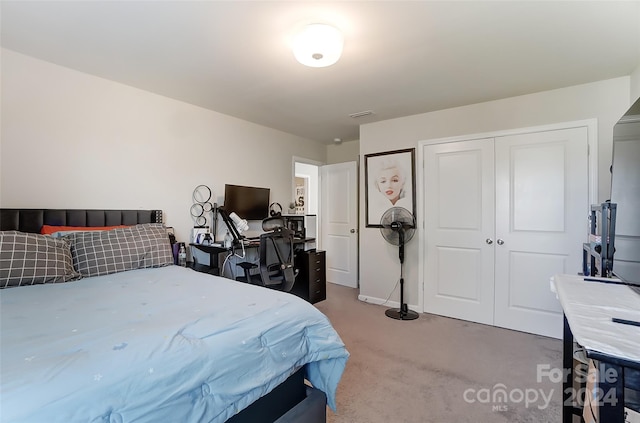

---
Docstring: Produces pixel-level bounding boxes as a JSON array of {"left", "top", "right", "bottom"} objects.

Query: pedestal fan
[{"left": 380, "top": 207, "right": 419, "bottom": 320}]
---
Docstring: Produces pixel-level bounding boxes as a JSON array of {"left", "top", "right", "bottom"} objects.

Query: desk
[
  {"left": 190, "top": 238, "right": 316, "bottom": 277},
  {"left": 228, "top": 237, "right": 315, "bottom": 255},
  {"left": 191, "top": 239, "right": 324, "bottom": 304},
  {"left": 553, "top": 274, "right": 640, "bottom": 422}
]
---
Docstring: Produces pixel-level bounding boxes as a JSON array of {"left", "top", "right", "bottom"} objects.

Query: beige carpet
[{"left": 314, "top": 283, "right": 563, "bottom": 423}]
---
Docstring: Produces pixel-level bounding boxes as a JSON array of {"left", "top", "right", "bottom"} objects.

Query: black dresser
[{"left": 292, "top": 250, "right": 326, "bottom": 304}]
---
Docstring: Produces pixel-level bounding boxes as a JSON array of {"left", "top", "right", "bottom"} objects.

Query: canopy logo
[{"left": 463, "top": 384, "right": 554, "bottom": 411}]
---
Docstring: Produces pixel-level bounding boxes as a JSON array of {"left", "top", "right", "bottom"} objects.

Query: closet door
[
  {"left": 423, "top": 138, "right": 495, "bottom": 325},
  {"left": 493, "top": 127, "right": 588, "bottom": 339}
]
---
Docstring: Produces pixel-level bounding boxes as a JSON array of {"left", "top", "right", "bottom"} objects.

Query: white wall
[
  {"left": 327, "top": 139, "right": 360, "bottom": 165},
  {"left": 0, "top": 49, "right": 326, "bottom": 244},
  {"left": 359, "top": 77, "right": 632, "bottom": 308}
]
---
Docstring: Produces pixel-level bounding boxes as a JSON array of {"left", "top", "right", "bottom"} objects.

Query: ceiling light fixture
[{"left": 292, "top": 24, "right": 343, "bottom": 68}]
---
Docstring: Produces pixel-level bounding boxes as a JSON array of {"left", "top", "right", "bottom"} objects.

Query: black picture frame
[{"left": 364, "top": 148, "right": 416, "bottom": 228}]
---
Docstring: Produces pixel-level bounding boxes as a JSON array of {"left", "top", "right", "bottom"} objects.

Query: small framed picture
[{"left": 364, "top": 148, "right": 416, "bottom": 227}]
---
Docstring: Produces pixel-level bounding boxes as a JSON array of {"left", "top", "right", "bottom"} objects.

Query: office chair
[
  {"left": 236, "top": 227, "right": 298, "bottom": 292},
  {"left": 261, "top": 215, "right": 285, "bottom": 232}
]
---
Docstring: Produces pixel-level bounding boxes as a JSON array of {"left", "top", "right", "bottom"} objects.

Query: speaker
[{"left": 269, "top": 202, "right": 282, "bottom": 217}]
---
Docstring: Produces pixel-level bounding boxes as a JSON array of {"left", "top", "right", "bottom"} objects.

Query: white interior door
[
  {"left": 321, "top": 161, "right": 358, "bottom": 288},
  {"left": 423, "top": 138, "right": 495, "bottom": 325},
  {"left": 493, "top": 127, "right": 588, "bottom": 339}
]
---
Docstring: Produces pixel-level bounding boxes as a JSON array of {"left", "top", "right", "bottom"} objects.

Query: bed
[{"left": 0, "top": 208, "right": 349, "bottom": 423}]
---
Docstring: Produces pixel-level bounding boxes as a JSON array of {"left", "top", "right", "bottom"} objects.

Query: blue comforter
[{"left": 0, "top": 266, "right": 348, "bottom": 422}]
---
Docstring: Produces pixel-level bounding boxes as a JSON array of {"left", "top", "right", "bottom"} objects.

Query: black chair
[{"left": 236, "top": 227, "right": 298, "bottom": 292}]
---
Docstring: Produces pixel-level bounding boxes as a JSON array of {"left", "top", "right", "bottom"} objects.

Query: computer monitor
[{"left": 223, "top": 184, "right": 270, "bottom": 221}]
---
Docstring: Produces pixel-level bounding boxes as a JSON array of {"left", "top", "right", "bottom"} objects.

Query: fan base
[{"left": 385, "top": 308, "right": 419, "bottom": 321}]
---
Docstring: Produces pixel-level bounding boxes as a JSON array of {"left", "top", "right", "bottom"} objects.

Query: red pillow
[{"left": 40, "top": 225, "right": 128, "bottom": 235}]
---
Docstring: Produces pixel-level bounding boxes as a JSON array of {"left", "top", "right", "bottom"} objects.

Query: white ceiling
[{"left": 2, "top": 1, "right": 640, "bottom": 144}]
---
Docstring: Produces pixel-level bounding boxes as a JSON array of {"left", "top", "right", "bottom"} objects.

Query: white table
[{"left": 553, "top": 274, "right": 640, "bottom": 422}]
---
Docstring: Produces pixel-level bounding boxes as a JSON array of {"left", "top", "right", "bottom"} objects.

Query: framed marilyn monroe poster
[{"left": 364, "top": 148, "right": 416, "bottom": 228}]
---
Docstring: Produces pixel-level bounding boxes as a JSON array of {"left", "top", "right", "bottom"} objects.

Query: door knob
[
  {"left": 350, "top": 229, "right": 356, "bottom": 233},
  {"left": 486, "top": 238, "right": 493, "bottom": 245},
  {"left": 497, "top": 239, "right": 504, "bottom": 245}
]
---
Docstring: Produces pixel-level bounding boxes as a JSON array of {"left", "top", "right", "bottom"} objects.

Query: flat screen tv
[
  {"left": 610, "top": 97, "right": 640, "bottom": 285},
  {"left": 223, "top": 184, "right": 270, "bottom": 221}
]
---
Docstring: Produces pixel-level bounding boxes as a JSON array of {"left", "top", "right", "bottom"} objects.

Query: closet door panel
[
  {"left": 423, "top": 138, "right": 495, "bottom": 325},
  {"left": 494, "top": 127, "right": 588, "bottom": 339}
]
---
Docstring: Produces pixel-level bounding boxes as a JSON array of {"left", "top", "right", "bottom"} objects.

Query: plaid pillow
[
  {"left": 67, "top": 223, "right": 173, "bottom": 277},
  {"left": 0, "top": 231, "right": 81, "bottom": 288}
]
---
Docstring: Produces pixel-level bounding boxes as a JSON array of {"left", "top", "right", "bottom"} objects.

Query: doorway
[
  {"left": 293, "top": 157, "right": 359, "bottom": 288},
  {"left": 321, "top": 162, "right": 359, "bottom": 288},
  {"left": 293, "top": 158, "right": 320, "bottom": 215}
]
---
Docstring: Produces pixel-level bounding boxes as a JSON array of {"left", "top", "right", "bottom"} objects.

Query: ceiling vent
[{"left": 349, "top": 110, "right": 374, "bottom": 119}]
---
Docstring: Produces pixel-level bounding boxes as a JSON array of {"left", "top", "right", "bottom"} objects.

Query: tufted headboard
[{"left": 0, "top": 209, "right": 163, "bottom": 234}]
